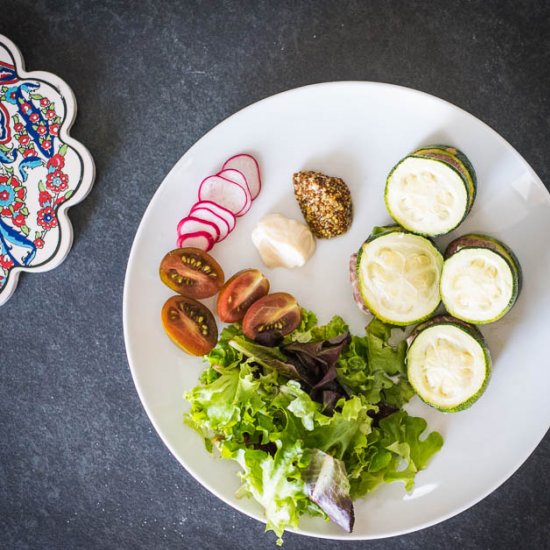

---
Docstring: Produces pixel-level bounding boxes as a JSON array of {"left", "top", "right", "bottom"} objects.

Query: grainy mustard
[{"left": 292, "top": 171, "right": 353, "bottom": 238}]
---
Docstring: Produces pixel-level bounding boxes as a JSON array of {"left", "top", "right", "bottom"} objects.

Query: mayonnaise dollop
[{"left": 251, "top": 213, "right": 316, "bottom": 269}]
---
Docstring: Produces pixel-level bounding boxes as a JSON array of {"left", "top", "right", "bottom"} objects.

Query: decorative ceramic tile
[{"left": 0, "top": 34, "right": 95, "bottom": 305}]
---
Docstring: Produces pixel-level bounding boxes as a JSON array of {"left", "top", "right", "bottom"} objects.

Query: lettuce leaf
[
  {"left": 337, "top": 318, "right": 414, "bottom": 409},
  {"left": 303, "top": 449, "right": 354, "bottom": 532},
  {"left": 365, "top": 318, "right": 406, "bottom": 376},
  {"left": 229, "top": 336, "right": 302, "bottom": 381},
  {"left": 205, "top": 323, "right": 245, "bottom": 369},
  {"left": 349, "top": 411, "right": 444, "bottom": 497},
  {"left": 232, "top": 442, "right": 314, "bottom": 544},
  {"left": 284, "top": 311, "right": 348, "bottom": 344}
]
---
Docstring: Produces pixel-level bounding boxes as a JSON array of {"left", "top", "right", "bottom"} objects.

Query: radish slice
[
  {"left": 177, "top": 231, "right": 214, "bottom": 251},
  {"left": 177, "top": 215, "right": 220, "bottom": 242},
  {"left": 190, "top": 207, "right": 230, "bottom": 241},
  {"left": 218, "top": 168, "right": 252, "bottom": 199},
  {"left": 222, "top": 154, "right": 261, "bottom": 199},
  {"left": 198, "top": 175, "right": 249, "bottom": 216},
  {"left": 217, "top": 169, "right": 252, "bottom": 215},
  {"left": 191, "top": 200, "right": 236, "bottom": 231}
]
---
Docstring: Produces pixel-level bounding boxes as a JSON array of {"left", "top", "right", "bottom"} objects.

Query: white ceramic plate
[{"left": 123, "top": 82, "right": 550, "bottom": 540}]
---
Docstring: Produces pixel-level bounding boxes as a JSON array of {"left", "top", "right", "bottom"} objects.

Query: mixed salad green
[{"left": 185, "top": 311, "right": 443, "bottom": 544}]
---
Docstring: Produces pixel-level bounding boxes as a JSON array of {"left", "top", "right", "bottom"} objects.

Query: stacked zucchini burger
[{"left": 352, "top": 145, "right": 522, "bottom": 412}]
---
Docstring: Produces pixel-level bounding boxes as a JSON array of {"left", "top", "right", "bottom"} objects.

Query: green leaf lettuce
[{"left": 184, "top": 314, "right": 443, "bottom": 544}]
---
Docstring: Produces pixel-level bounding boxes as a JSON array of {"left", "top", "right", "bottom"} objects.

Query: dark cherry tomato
[
  {"left": 161, "top": 295, "right": 218, "bottom": 356},
  {"left": 217, "top": 269, "right": 270, "bottom": 323},
  {"left": 159, "top": 248, "right": 224, "bottom": 299},
  {"left": 242, "top": 292, "right": 301, "bottom": 343}
]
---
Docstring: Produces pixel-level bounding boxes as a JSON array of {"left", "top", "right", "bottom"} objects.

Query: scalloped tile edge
[{"left": 0, "top": 34, "right": 96, "bottom": 306}]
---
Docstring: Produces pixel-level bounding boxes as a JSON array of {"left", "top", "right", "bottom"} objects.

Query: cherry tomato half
[
  {"left": 242, "top": 292, "right": 301, "bottom": 343},
  {"left": 161, "top": 295, "right": 218, "bottom": 356},
  {"left": 217, "top": 269, "right": 270, "bottom": 323},
  {"left": 159, "top": 248, "right": 224, "bottom": 299}
]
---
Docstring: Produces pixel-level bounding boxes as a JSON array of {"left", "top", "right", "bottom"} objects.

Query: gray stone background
[{"left": 1, "top": 1, "right": 549, "bottom": 548}]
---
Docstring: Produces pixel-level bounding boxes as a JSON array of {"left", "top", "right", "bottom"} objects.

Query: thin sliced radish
[
  {"left": 191, "top": 200, "right": 236, "bottom": 231},
  {"left": 198, "top": 175, "right": 249, "bottom": 216},
  {"left": 222, "top": 154, "right": 261, "bottom": 199},
  {"left": 217, "top": 172, "right": 252, "bottom": 216},
  {"left": 217, "top": 169, "right": 252, "bottom": 216},
  {"left": 190, "top": 207, "right": 230, "bottom": 241},
  {"left": 177, "top": 231, "right": 214, "bottom": 251},
  {"left": 177, "top": 215, "right": 220, "bottom": 242},
  {"left": 218, "top": 168, "right": 253, "bottom": 199}
]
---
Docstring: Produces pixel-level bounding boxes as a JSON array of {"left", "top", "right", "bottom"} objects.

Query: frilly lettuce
[{"left": 184, "top": 313, "right": 443, "bottom": 544}]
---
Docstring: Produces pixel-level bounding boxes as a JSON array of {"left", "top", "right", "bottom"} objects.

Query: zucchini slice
[
  {"left": 356, "top": 226, "right": 443, "bottom": 326},
  {"left": 441, "top": 234, "right": 522, "bottom": 324},
  {"left": 385, "top": 146, "right": 475, "bottom": 236},
  {"left": 407, "top": 315, "right": 492, "bottom": 412}
]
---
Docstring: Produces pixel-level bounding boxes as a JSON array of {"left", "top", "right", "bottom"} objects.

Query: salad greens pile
[{"left": 185, "top": 311, "right": 443, "bottom": 544}]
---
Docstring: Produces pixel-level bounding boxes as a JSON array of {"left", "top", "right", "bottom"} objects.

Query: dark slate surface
[{"left": 1, "top": 1, "right": 549, "bottom": 548}]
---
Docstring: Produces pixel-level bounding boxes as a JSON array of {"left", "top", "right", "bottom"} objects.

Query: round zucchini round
[
  {"left": 385, "top": 146, "right": 476, "bottom": 237},
  {"left": 356, "top": 226, "right": 443, "bottom": 326},
  {"left": 441, "top": 234, "right": 522, "bottom": 324},
  {"left": 406, "top": 315, "right": 492, "bottom": 412}
]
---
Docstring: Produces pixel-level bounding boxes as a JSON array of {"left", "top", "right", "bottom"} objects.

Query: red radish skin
[
  {"left": 174, "top": 156, "right": 261, "bottom": 252},
  {"left": 191, "top": 200, "right": 236, "bottom": 230},
  {"left": 190, "top": 207, "right": 230, "bottom": 241},
  {"left": 177, "top": 215, "right": 220, "bottom": 242},
  {"left": 176, "top": 231, "right": 214, "bottom": 251},
  {"left": 198, "top": 175, "right": 249, "bottom": 216},
  {"left": 222, "top": 154, "right": 261, "bottom": 199}
]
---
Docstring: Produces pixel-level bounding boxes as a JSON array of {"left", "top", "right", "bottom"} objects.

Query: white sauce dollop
[{"left": 251, "top": 213, "right": 316, "bottom": 269}]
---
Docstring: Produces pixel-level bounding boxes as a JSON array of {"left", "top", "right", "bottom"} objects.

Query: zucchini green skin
[
  {"left": 384, "top": 153, "right": 472, "bottom": 237},
  {"left": 406, "top": 314, "right": 492, "bottom": 412},
  {"left": 364, "top": 224, "right": 406, "bottom": 243},
  {"left": 443, "top": 233, "right": 522, "bottom": 323},
  {"left": 411, "top": 145, "right": 477, "bottom": 209},
  {"left": 355, "top": 226, "right": 443, "bottom": 326},
  {"left": 408, "top": 314, "right": 485, "bottom": 344}
]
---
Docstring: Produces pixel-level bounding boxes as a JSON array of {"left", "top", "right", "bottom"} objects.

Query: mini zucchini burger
[
  {"left": 406, "top": 315, "right": 492, "bottom": 412},
  {"left": 354, "top": 226, "right": 443, "bottom": 326},
  {"left": 385, "top": 145, "right": 477, "bottom": 237},
  {"left": 440, "top": 234, "right": 522, "bottom": 324}
]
